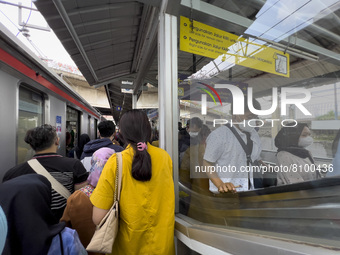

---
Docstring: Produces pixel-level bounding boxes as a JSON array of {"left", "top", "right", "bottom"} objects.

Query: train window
[
  {"left": 177, "top": 0, "right": 340, "bottom": 248},
  {"left": 66, "top": 107, "right": 80, "bottom": 157},
  {"left": 17, "top": 86, "right": 44, "bottom": 164}
]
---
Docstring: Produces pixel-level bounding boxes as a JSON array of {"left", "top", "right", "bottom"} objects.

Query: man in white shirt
[{"left": 203, "top": 97, "right": 263, "bottom": 193}]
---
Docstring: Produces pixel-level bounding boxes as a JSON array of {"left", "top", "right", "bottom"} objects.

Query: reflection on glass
[
  {"left": 176, "top": 0, "right": 340, "bottom": 248},
  {"left": 17, "top": 86, "right": 43, "bottom": 164},
  {"left": 66, "top": 107, "right": 79, "bottom": 157},
  {"left": 178, "top": 77, "right": 340, "bottom": 244}
]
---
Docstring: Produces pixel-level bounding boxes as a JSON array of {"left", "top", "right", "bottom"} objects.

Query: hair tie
[{"left": 137, "top": 142, "right": 148, "bottom": 151}]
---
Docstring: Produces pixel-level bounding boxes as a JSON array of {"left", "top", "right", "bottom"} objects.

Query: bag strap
[
  {"left": 114, "top": 152, "right": 123, "bottom": 203},
  {"left": 226, "top": 124, "right": 253, "bottom": 165},
  {"left": 27, "top": 159, "right": 71, "bottom": 199}
]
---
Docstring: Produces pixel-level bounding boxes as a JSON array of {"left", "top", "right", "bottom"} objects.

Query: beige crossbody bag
[
  {"left": 86, "top": 152, "right": 122, "bottom": 253},
  {"left": 27, "top": 159, "right": 71, "bottom": 199}
]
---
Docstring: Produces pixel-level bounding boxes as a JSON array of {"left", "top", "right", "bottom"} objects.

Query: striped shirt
[{"left": 3, "top": 153, "right": 88, "bottom": 219}]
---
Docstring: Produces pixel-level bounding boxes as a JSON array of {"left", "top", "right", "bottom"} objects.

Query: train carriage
[{"left": 0, "top": 22, "right": 101, "bottom": 181}]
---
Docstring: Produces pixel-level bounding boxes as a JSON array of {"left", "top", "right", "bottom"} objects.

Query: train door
[
  {"left": 17, "top": 85, "right": 44, "bottom": 164},
  {"left": 66, "top": 106, "right": 80, "bottom": 157},
  {"left": 94, "top": 118, "right": 98, "bottom": 139}
]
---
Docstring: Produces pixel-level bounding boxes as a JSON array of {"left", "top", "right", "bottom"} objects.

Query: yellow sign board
[
  {"left": 180, "top": 16, "right": 289, "bottom": 77},
  {"left": 178, "top": 87, "right": 184, "bottom": 96}
]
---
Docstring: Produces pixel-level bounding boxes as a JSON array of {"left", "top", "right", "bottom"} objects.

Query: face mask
[
  {"left": 298, "top": 136, "right": 313, "bottom": 147},
  {"left": 189, "top": 132, "right": 199, "bottom": 137}
]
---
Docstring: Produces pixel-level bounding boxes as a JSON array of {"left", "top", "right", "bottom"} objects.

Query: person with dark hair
[
  {"left": 179, "top": 117, "right": 203, "bottom": 188},
  {"left": 114, "top": 129, "right": 125, "bottom": 147},
  {"left": 0, "top": 174, "right": 87, "bottom": 255},
  {"left": 179, "top": 117, "right": 203, "bottom": 165},
  {"left": 3, "top": 124, "right": 89, "bottom": 219},
  {"left": 178, "top": 125, "right": 190, "bottom": 155},
  {"left": 178, "top": 121, "right": 183, "bottom": 131},
  {"left": 275, "top": 123, "right": 320, "bottom": 185},
  {"left": 66, "top": 131, "right": 72, "bottom": 156},
  {"left": 181, "top": 124, "right": 211, "bottom": 190},
  {"left": 90, "top": 110, "right": 175, "bottom": 254},
  {"left": 203, "top": 96, "right": 265, "bottom": 193},
  {"left": 188, "top": 117, "right": 203, "bottom": 137},
  {"left": 74, "top": 134, "right": 91, "bottom": 159},
  {"left": 80, "top": 120, "right": 123, "bottom": 171}
]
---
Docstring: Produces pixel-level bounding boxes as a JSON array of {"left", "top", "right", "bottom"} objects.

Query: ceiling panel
[{"left": 34, "top": 0, "right": 340, "bottom": 121}]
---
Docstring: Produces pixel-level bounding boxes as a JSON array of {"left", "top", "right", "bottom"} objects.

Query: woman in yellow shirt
[{"left": 90, "top": 110, "right": 175, "bottom": 255}]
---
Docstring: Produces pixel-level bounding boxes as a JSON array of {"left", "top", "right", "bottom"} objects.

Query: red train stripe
[{"left": 0, "top": 48, "right": 99, "bottom": 118}]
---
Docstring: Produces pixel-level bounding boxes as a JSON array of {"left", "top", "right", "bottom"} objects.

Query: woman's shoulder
[
  {"left": 277, "top": 150, "right": 311, "bottom": 165},
  {"left": 277, "top": 150, "right": 293, "bottom": 157},
  {"left": 149, "top": 144, "right": 170, "bottom": 157},
  {"left": 277, "top": 150, "right": 308, "bottom": 159},
  {"left": 206, "top": 125, "right": 229, "bottom": 143}
]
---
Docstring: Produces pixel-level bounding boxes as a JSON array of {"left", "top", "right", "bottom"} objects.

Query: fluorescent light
[{"left": 121, "top": 80, "right": 133, "bottom": 85}]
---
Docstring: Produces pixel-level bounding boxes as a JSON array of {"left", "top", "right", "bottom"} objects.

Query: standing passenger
[
  {"left": 3, "top": 124, "right": 89, "bottom": 220},
  {"left": 61, "top": 147, "right": 115, "bottom": 253},
  {"left": 203, "top": 97, "right": 263, "bottom": 193},
  {"left": 81, "top": 120, "right": 124, "bottom": 171},
  {"left": 179, "top": 117, "right": 203, "bottom": 188},
  {"left": 0, "top": 174, "right": 87, "bottom": 255},
  {"left": 91, "top": 110, "right": 175, "bottom": 254},
  {"left": 275, "top": 123, "right": 320, "bottom": 184},
  {"left": 74, "top": 134, "right": 91, "bottom": 159}
]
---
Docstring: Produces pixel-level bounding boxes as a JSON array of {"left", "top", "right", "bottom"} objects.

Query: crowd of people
[
  {"left": 0, "top": 110, "right": 175, "bottom": 255},
  {"left": 1, "top": 100, "right": 339, "bottom": 254},
  {"left": 178, "top": 96, "right": 338, "bottom": 196}
]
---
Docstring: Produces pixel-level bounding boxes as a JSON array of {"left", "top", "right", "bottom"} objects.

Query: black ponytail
[
  {"left": 119, "top": 110, "right": 152, "bottom": 181},
  {"left": 131, "top": 144, "right": 152, "bottom": 181}
]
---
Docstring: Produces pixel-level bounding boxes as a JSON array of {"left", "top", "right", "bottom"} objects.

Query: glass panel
[
  {"left": 18, "top": 86, "right": 43, "bottom": 163},
  {"left": 178, "top": 0, "right": 340, "bottom": 248}
]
